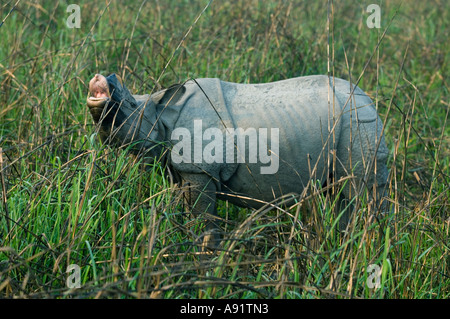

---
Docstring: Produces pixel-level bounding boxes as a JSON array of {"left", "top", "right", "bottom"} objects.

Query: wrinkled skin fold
[{"left": 87, "top": 73, "right": 390, "bottom": 244}]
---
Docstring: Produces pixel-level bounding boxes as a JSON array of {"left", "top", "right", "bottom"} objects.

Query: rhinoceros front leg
[{"left": 179, "top": 172, "right": 222, "bottom": 248}]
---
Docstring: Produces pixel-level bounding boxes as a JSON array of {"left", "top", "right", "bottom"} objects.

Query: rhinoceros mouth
[
  {"left": 87, "top": 73, "right": 127, "bottom": 105},
  {"left": 87, "top": 73, "right": 112, "bottom": 110},
  {"left": 87, "top": 73, "right": 140, "bottom": 126},
  {"left": 89, "top": 96, "right": 109, "bottom": 101},
  {"left": 87, "top": 96, "right": 109, "bottom": 106}
]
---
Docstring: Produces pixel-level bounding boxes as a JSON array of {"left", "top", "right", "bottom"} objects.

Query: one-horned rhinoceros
[{"left": 87, "top": 73, "right": 390, "bottom": 241}]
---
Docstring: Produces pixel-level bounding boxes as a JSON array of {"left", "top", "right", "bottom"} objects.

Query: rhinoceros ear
[{"left": 151, "top": 84, "right": 186, "bottom": 106}]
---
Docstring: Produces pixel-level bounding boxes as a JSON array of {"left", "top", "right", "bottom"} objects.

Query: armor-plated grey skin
[{"left": 87, "top": 73, "right": 390, "bottom": 239}]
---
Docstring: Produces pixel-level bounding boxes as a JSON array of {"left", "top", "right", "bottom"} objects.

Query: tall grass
[{"left": 0, "top": 0, "right": 448, "bottom": 298}]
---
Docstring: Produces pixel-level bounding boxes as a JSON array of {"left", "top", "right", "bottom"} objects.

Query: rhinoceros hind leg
[{"left": 335, "top": 118, "right": 390, "bottom": 230}]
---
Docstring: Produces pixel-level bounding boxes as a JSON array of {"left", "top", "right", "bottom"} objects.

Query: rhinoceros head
[
  {"left": 87, "top": 73, "right": 163, "bottom": 157},
  {"left": 87, "top": 73, "right": 137, "bottom": 123}
]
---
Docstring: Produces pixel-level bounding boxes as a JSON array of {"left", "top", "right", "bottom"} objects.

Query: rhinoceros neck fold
[{"left": 126, "top": 95, "right": 167, "bottom": 161}]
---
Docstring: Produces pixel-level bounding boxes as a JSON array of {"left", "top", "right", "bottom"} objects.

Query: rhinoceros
[{"left": 87, "top": 73, "right": 389, "bottom": 242}]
